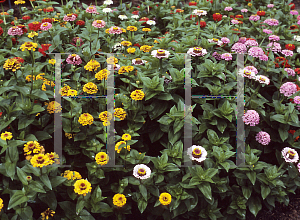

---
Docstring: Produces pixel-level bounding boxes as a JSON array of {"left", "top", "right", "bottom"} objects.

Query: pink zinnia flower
[
  {"left": 284, "top": 68, "right": 295, "bottom": 76},
  {"left": 298, "top": 20, "right": 300, "bottom": 26},
  {"left": 248, "top": 47, "right": 264, "bottom": 58},
  {"left": 294, "top": 96, "right": 300, "bottom": 104},
  {"left": 255, "top": 75, "right": 270, "bottom": 85},
  {"left": 231, "top": 19, "right": 239, "bottom": 24},
  {"left": 267, "top": 4, "right": 274, "bottom": 8},
  {"left": 255, "top": 131, "right": 271, "bottom": 145},
  {"left": 238, "top": 37, "right": 247, "bottom": 44},
  {"left": 86, "top": 5, "right": 99, "bottom": 14},
  {"left": 290, "top": 10, "right": 299, "bottom": 15},
  {"left": 238, "top": 68, "right": 256, "bottom": 79},
  {"left": 264, "top": 18, "right": 279, "bottom": 26},
  {"left": 297, "top": 15, "right": 300, "bottom": 20},
  {"left": 70, "top": 37, "right": 83, "bottom": 47},
  {"left": 243, "top": 110, "right": 260, "bottom": 126},
  {"left": 249, "top": 14, "right": 260, "bottom": 21},
  {"left": 63, "top": 14, "right": 77, "bottom": 21},
  {"left": 224, "top": 7, "right": 233, "bottom": 11},
  {"left": 151, "top": 49, "right": 170, "bottom": 59},
  {"left": 108, "top": 26, "right": 123, "bottom": 34},
  {"left": 269, "top": 35, "right": 280, "bottom": 41},
  {"left": 259, "top": 55, "right": 268, "bottom": 61},
  {"left": 266, "top": 42, "right": 281, "bottom": 53},
  {"left": 40, "top": 22, "right": 52, "bottom": 31},
  {"left": 280, "top": 82, "right": 297, "bottom": 97},
  {"left": 66, "top": 54, "right": 82, "bottom": 65},
  {"left": 212, "top": 52, "right": 221, "bottom": 60},
  {"left": 241, "top": 9, "right": 248, "bottom": 13},
  {"left": 245, "top": 40, "right": 258, "bottom": 47},
  {"left": 8, "top": 26, "right": 23, "bottom": 36},
  {"left": 231, "top": 42, "right": 247, "bottom": 54},
  {"left": 282, "top": 147, "right": 299, "bottom": 163},
  {"left": 221, "top": 53, "right": 232, "bottom": 60},
  {"left": 245, "top": 66, "right": 258, "bottom": 74},
  {"left": 221, "top": 37, "right": 230, "bottom": 44},
  {"left": 92, "top": 20, "right": 106, "bottom": 28},
  {"left": 187, "top": 47, "right": 208, "bottom": 56},
  {"left": 263, "top": 29, "right": 272, "bottom": 34},
  {"left": 282, "top": 50, "right": 293, "bottom": 57}
]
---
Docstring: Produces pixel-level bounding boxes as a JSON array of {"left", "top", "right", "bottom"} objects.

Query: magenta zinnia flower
[
  {"left": 266, "top": 42, "right": 281, "bottom": 53},
  {"left": 249, "top": 14, "right": 260, "bottom": 21},
  {"left": 269, "top": 35, "right": 280, "bottom": 41},
  {"left": 263, "top": 29, "right": 272, "bottom": 34},
  {"left": 92, "top": 20, "right": 106, "bottom": 28},
  {"left": 212, "top": 52, "right": 221, "bottom": 60},
  {"left": 8, "top": 26, "right": 23, "bottom": 36},
  {"left": 282, "top": 50, "right": 293, "bottom": 57},
  {"left": 231, "top": 42, "right": 247, "bottom": 54},
  {"left": 70, "top": 37, "right": 83, "bottom": 47},
  {"left": 259, "top": 55, "right": 268, "bottom": 61},
  {"left": 248, "top": 47, "right": 264, "bottom": 58},
  {"left": 221, "top": 37, "right": 230, "bottom": 44},
  {"left": 238, "top": 37, "right": 247, "bottom": 44},
  {"left": 294, "top": 96, "right": 300, "bottom": 104},
  {"left": 243, "top": 110, "right": 260, "bottom": 126},
  {"left": 66, "top": 54, "right": 82, "bottom": 65},
  {"left": 280, "top": 82, "right": 297, "bottom": 97},
  {"left": 245, "top": 40, "right": 258, "bottom": 47},
  {"left": 40, "top": 22, "right": 52, "bottom": 31},
  {"left": 255, "top": 131, "right": 271, "bottom": 145},
  {"left": 86, "top": 5, "right": 99, "bottom": 14},
  {"left": 284, "top": 68, "right": 295, "bottom": 76},
  {"left": 264, "top": 18, "right": 279, "bottom": 26},
  {"left": 290, "top": 10, "right": 299, "bottom": 15},
  {"left": 108, "top": 26, "right": 122, "bottom": 34}
]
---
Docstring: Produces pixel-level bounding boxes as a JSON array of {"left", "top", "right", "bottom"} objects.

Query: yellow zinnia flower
[
  {"left": 46, "top": 101, "right": 62, "bottom": 114},
  {"left": 78, "top": 113, "right": 94, "bottom": 126},
  {"left": 23, "top": 141, "right": 41, "bottom": 155},
  {"left": 127, "top": 47, "right": 136, "bottom": 53},
  {"left": 106, "top": 57, "right": 118, "bottom": 64},
  {"left": 113, "top": 194, "right": 127, "bottom": 207},
  {"left": 142, "top": 28, "right": 151, "bottom": 32},
  {"left": 99, "top": 111, "right": 113, "bottom": 122},
  {"left": 41, "top": 208, "right": 55, "bottom": 220},
  {"left": 130, "top": 90, "right": 145, "bottom": 101},
  {"left": 95, "top": 69, "right": 110, "bottom": 80},
  {"left": 67, "top": 89, "right": 77, "bottom": 96},
  {"left": 20, "top": 42, "right": 38, "bottom": 51},
  {"left": 3, "top": 58, "right": 21, "bottom": 72},
  {"left": 83, "top": 82, "right": 98, "bottom": 94},
  {"left": 49, "top": 59, "right": 56, "bottom": 65},
  {"left": 74, "top": 179, "right": 92, "bottom": 196},
  {"left": 114, "top": 108, "right": 127, "bottom": 120},
  {"left": 84, "top": 59, "right": 100, "bottom": 72},
  {"left": 126, "top": 26, "right": 137, "bottom": 31},
  {"left": 121, "top": 41, "right": 132, "bottom": 46},
  {"left": 61, "top": 170, "right": 82, "bottom": 180},
  {"left": 140, "top": 45, "right": 153, "bottom": 52},
  {"left": 95, "top": 152, "right": 109, "bottom": 165},
  {"left": 14, "top": 0, "right": 25, "bottom": 5},
  {"left": 0, "top": 198, "right": 4, "bottom": 213},
  {"left": 28, "top": 31, "right": 38, "bottom": 38},
  {"left": 122, "top": 134, "right": 131, "bottom": 141},
  {"left": 1, "top": 131, "right": 13, "bottom": 141},
  {"left": 159, "top": 192, "right": 172, "bottom": 205},
  {"left": 30, "top": 154, "right": 54, "bottom": 168}
]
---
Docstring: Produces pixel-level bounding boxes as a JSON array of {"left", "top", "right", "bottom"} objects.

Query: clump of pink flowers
[
  {"left": 221, "top": 53, "right": 232, "bottom": 61},
  {"left": 266, "top": 42, "right": 281, "bottom": 53},
  {"left": 8, "top": 26, "right": 23, "bottom": 36},
  {"left": 245, "top": 39, "right": 258, "bottom": 47},
  {"left": 280, "top": 82, "right": 298, "bottom": 97},
  {"left": 282, "top": 50, "right": 293, "bottom": 57},
  {"left": 92, "top": 20, "right": 106, "bottom": 28},
  {"left": 231, "top": 42, "right": 247, "bottom": 53},
  {"left": 248, "top": 47, "right": 265, "bottom": 58},
  {"left": 269, "top": 35, "right": 280, "bottom": 41},
  {"left": 255, "top": 131, "right": 271, "bottom": 145},
  {"left": 243, "top": 110, "right": 260, "bottom": 126},
  {"left": 264, "top": 18, "right": 279, "bottom": 26},
  {"left": 284, "top": 68, "right": 295, "bottom": 76},
  {"left": 263, "top": 29, "right": 273, "bottom": 34}
]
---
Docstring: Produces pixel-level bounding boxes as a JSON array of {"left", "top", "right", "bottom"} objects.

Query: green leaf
[
  {"left": 29, "top": 105, "right": 45, "bottom": 115},
  {"left": 128, "top": 176, "right": 140, "bottom": 185},
  {"left": 8, "top": 190, "right": 28, "bottom": 210},
  {"left": 38, "top": 190, "right": 57, "bottom": 210},
  {"left": 50, "top": 176, "right": 67, "bottom": 188},
  {"left": 207, "top": 129, "right": 219, "bottom": 145},
  {"left": 246, "top": 171, "right": 256, "bottom": 185},
  {"left": 139, "top": 184, "right": 147, "bottom": 200},
  {"left": 29, "top": 181, "right": 46, "bottom": 193},
  {"left": 278, "top": 124, "right": 289, "bottom": 142},
  {"left": 137, "top": 198, "right": 147, "bottom": 213},
  {"left": 248, "top": 196, "right": 262, "bottom": 217},
  {"left": 18, "top": 115, "right": 35, "bottom": 130},
  {"left": 216, "top": 120, "right": 227, "bottom": 134},
  {"left": 59, "top": 201, "right": 76, "bottom": 219},
  {"left": 78, "top": 210, "right": 95, "bottom": 220},
  {"left": 17, "top": 167, "right": 28, "bottom": 185},
  {"left": 40, "top": 174, "right": 52, "bottom": 190},
  {"left": 34, "top": 131, "right": 52, "bottom": 141},
  {"left": 261, "top": 184, "right": 271, "bottom": 200},
  {"left": 242, "top": 187, "right": 252, "bottom": 200},
  {"left": 76, "top": 198, "right": 86, "bottom": 215},
  {"left": 197, "top": 182, "right": 212, "bottom": 200}
]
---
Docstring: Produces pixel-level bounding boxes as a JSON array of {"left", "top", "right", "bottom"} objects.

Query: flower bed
[{"left": 0, "top": 0, "right": 300, "bottom": 219}]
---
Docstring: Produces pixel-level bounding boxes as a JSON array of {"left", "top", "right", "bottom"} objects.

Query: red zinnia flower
[
  {"left": 207, "top": 0, "right": 213, "bottom": 3},
  {"left": 11, "top": 21, "right": 14, "bottom": 25},
  {"left": 22, "top": 15, "right": 30, "bottom": 20},
  {"left": 189, "top": 1, "right": 197, "bottom": 6},
  {"left": 132, "top": 10, "right": 139, "bottom": 15},
  {"left": 18, "top": 25, "right": 28, "bottom": 34},
  {"left": 38, "top": 43, "right": 52, "bottom": 56},
  {"left": 73, "top": 13, "right": 78, "bottom": 18},
  {"left": 0, "top": 19, "right": 3, "bottom": 24},
  {"left": 42, "top": 18, "right": 53, "bottom": 23},
  {"left": 12, "top": 38, "right": 19, "bottom": 45},
  {"left": 0, "top": 112, "right": 2, "bottom": 117},
  {"left": 257, "top": 11, "right": 265, "bottom": 16},
  {"left": 274, "top": 57, "right": 290, "bottom": 68},
  {"left": 285, "top": 44, "right": 295, "bottom": 50},
  {"left": 230, "top": 15, "right": 234, "bottom": 19},
  {"left": 0, "top": 27, "right": 3, "bottom": 36},
  {"left": 0, "top": 0, "right": 6, "bottom": 3},
  {"left": 196, "top": 20, "right": 206, "bottom": 28},
  {"left": 289, "top": 3, "right": 295, "bottom": 10},
  {"left": 235, "top": 15, "right": 244, "bottom": 19},
  {"left": 133, "top": 43, "right": 140, "bottom": 47},
  {"left": 297, "top": 84, "right": 300, "bottom": 91},
  {"left": 290, "top": 25, "right": 299, "bottom": 34},
  {"left": 76, "top": 20, "right": 85, "bottom": 26},
  {"left": 288, "top": 130, "right": 296, "bottom": 134},
  {"left": 13, "top": 57, "right": 24, "bottom": 63},
  {"left": 139, "top": 17, "right": 149, "bottom": 25},
  {"left": 213, "top": 13, "right": 222, "bottom": 21},
  {"left": 175, "top": 9, "right": 184, "bottom": 13},
  {"left": 43, "top": 7, "right": 54, "bottom": 12},
  {"left": 28, "top": 21, "right": 41, "bottom": 31},
  {"left": 295, "top": 68, "right": 300, "bottom": 75}
]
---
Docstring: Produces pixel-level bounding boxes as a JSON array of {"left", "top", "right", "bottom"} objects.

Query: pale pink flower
[
  {"left": 208, "top": 38, "right": 223, "bottom": 46},
  {"left": 133, "top": 164, "right": 151, "bottom": 179},
  {"left": 221, "top": 37, "right": 230, "bottom": 44},
  {"left": 245, "top": 40, "right": 258, "bottom": 47},
  {"left": 187, "top": 47, "right": 208, "bottom": 56},
  {"left": 238, "top": 37, "right": 247, "bottom": 44},
  {"left": 63, "top": 14, "right": 77, "bottom": 21},
  {"left": 255, "top": 131, "right": 271, "bottom": 145},
  {"left": 280, "top": 82, "right": 298, "bottom": 97},
  {"left": 192, "top": 9, "right": 207, "bottom": 16},
  {"left": 86, "top": 5, "right": 99, "bottom": 14},
  {"left": 282, "top": 147, "right": 299, "bottom": 163},
  {"left": 266, "top": 42, "right": 281, "bottom": 52},
  {"left": 40, "top": 22, "right": 52, "bottom": 31},
  {"left": 282, "top": 50, "right": 293, "bottom": 57},
  {"left": 108, "top": 26, "right": 123, "bottom": 34},
  {"left": 7, "top": 26, "right": 23, "bottom": 36},
  {"left": 221, "top": 53, "right": 232, "bottom": 60},
  {"left": 294, "top": 96, "right": 300, "bottom": 104},
  {"left": 231, "top": 42, "right": 247, "bottom": 53},
  {"left": 151, "top": 49, "right": 170, "bottom": 59},
  {"left": 263, "top": 29, "right": 272, "bottom": 34},
  {"left": 245, "top": 66, "right": 258, "bottom": 74},
  {"left": 238, "top": 69, "right": 256, "bottom": 79},
  {"left": 92, "top": 20, "right": 106, "bottom": 28},
  {"left": 297, "top": 15, "right": 300, "bottom": 20},
  {"left": 298, "top": 20, "right": 300, "bottom": 26},
  {"left": 255, "top": 75, "right": 270, "bottom": 85},
  {"left": 224, "top": 7, "right": 233, "bottom": 11},
  {"left": 241, "top": 9, "right": 248, "bottom": 13},
  {"left": 66, "top": 54, "right": 82, "bottom": 65},
  {"left": 249, "top": 14, "right": 260, "bottom": 21},
  {"left": 259, "top": 55, "right": 268, "bottom": 61},
  {"left": 264, "top": 18, "right": 279, "bottom": 26},
  {"left": 212, "top": 52, "right": 221, "bottom": 60},
  {"left": 248, "top": 47, "right": 264, "bottom": 58},
  {"left": 231, "top": 19, "right": 239, "bottom": 24},
  {"left": 290, "top": 10, "right": 299, "bottom": 15},
  {"left": 267, "top": 4, "right": 274, "bottom": 8},
  {"left": 269, "top": 35, "right": 280, "bottom": 41},
  {"left": 284, "top": 68, "right": 295, "bottom": 76},
  {"left": 187, "top": 145, "right": 207, "bottom": 163}
]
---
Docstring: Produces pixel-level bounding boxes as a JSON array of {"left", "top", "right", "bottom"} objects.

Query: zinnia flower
[
  {"left": 221, "top": 53, "right": 232, "bottom": 60},
  {"left": 63, "top": 14, "right": 77, "bottom": 21},
  {"left": 133, "top": 164, "right": 151, "bottom": 179},
  {"left": 243, "top": 110, "right": 260, "bottom": 126},
  {"left": 231, "top": 42, "right": 247, "bottom": 53},
  {"left": 282, "top": 147, "right": 299, "bottom": 163},
  {"left": 74, "top": 179, "right": 92, "bottom": 196},
  {"left": 132, "top": 58, "right": 146, "bottom": 65},
  {"left": 255, "top": 75, "right": 270, "bottom": 85},
  {"left": 213, "top": 13, "right": 222, "bottom": 21},
  {"left": 282, "top": 50, "right": 293, "bottom": 57},
  {"left": 187, "top": 47, "right": 207, "bottom": 56},
  {"left": 263, "top": 29, "right": 272, "bottom": 34},
  {"left": 3, "top": 58, "right": 21, "bottom": 72},
  {"left": 264, "top": 18, "right": 279, "bottom": 26},
  {"left": 130, "top": 90, "right": 145, "bottom": 100},
  {"left": 7, "top": 26, "right": 23, "bottom": 36},
  {"left": 86, "top": 5, "right": 99, "bottom": 14},
  {"left": 248, "top": 47, "right": 265, "bottom": 58},
  {"left": 84, "top": 59, "right": 100, "bottom": 71},
  {"left": 40, "top": 22, "right": 52, "bottom": 31},
  {"left": 108, "top": 26, "right": 123, "bottom": 34},
  {"left": 151, "top": 49, "right": 170, "bottom": 59},
  {"left": 92, "top": 20, "right": 106, "bottom": 28},
  {"left": 159, "top": 193, "right": 172, "bottom": 205},
  {"left": 280, "top": 82, "right": 297, "bottom": 97},
  {"left": 1, "top": 131, "right": 13, "bottom": 140},
  {"left": 192, "top": 9, "right": 207, "bottom": 16},
  {"left": 30, "top": 154, "right": 54, "bottom": 168},
  {"left": 66, "top": 54, "right": 82, "bottom": 65},
  {"left": 113, "top": 194, "right": 126, "bottom": 207},
  {"left": 224, "top": 7, "right": 233, "bottom": 11},
  {"left": 83, "top": 82, "right": 98, "bottom": 94},
  {"left": 95, "top": 152, "right": 109, "bottom": 166},
  {"left": 187, "top": 145, "right": 207, "bottom": 163},
  {"left": 41, "top": 208, "right": 55, "bottom": 220},
  {"left": 255, "top": 131, "right": 271, "bottom": 145}
]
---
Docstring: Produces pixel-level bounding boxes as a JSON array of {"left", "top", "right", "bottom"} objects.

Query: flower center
[
  {"left": 288, "top": 150, "right": 295, "bottom": 158},
  {"left": 67, "top": 14, "right": 72, "bottom": 16},
  {"left": 157, "top": 50, "right": 165, "bottom": 55},
  {"left": 212, "top": 38, "right": 219, "bottom": 42},
  {"left": 97, "top": 20, "right": 102, "bottom": 23},
  {"left": 163, "top": 196, "right": 168, "bottom": 201},
  {"left": 43, "top": 23, "right": 48, "bottom": 26},
  {"left": 80, "top": 183, "right": 86, "bottom": 189},
  {"left": 260, "top": 77, "right": 265, "bottom": 81},
  {"left": 72, "top": 54, "right": 76, "bottom": 57},
  {"left": 138, "top": 168, "right": 146, "bottom": 176},
  {"left": 88, "top": 6, "right": 94, "bottom": 10},
  {"left": 113, "top": 27, "right": 118, "bottom": 30}
]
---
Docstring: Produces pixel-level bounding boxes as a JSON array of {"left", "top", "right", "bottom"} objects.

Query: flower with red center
[
  {"left": 196, "top": 20, "right": 206, "bottom": 28},
  {"left": 289, "top": 3, "right": 295, "bottom": 10},
  {"left": 76, "top": 20, "right": 85, "bottom": 26},
  {"left": 28, "top": 21, "right": 41, "bottom": 31},
  {"left": 42, "top": 18, "right": 53, "bottom": 23},
  {"left": 189, "top": 1, "right": 197, "bottom": 6},
  {"left": 257, "top": 11, "right": 265, "bottom": 16},
  {"left": 70, "top": 37, "right": 83, "bottom": 47},
  {"left": 151, "top": 49, "right": 170, "bottom": 59},
  {"left": 285, "top": 44, "right": 295, "bottom": 50},
  {"left": 213, "top": 13, "right": 222, "bottom": 21}
]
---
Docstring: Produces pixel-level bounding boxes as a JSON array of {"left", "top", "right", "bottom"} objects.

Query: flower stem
[
  {"left": 196, "top": 17, "right": 200, "bottom": 45},
  {"left": 277, "top": 162, "right": 285, "bottom": 172}
]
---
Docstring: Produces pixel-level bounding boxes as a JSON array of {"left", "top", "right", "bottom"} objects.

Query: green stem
[
  {"left": 30, "top": 50, "right": 35, "bottom": 96},
  {"left": 196, "top": 16, "right": 200, "bottom": 45},
  {"left": 277, "top": 162, "right": 285, "bottom": 172},
  {"left": 159, "top": 58, "right": 163, "bottom": 76},
  {"left": 124, "top": 141, "right": 127, "bottom": 169},
  {"left": 1, "top": 4, "right": 6, "bottom": 25}
]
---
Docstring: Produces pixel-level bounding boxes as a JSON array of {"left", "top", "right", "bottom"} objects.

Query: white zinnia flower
[
  {"left": 133, "top": 164, "right": 151, "bottom": 179},
  {"left": 131, "top": 15, "right": 139, "bottom": 19},
  {"left": 187, "top": 47, "right": 207, "bottom": 57},
  {"left": 208, "top": 38, "right": 223, "bottom": 46},
  {"left": 238, "top": 68, "right": 256, "bottom": 79},
  {"left": 281, "top": 147, "right": 299, "bottom": 163},
  {"left": 151, "top": 49, "right": 170, "bottom": 59},
  {"left": 294, "top": 35, "right": 300, "bottom": 41},
  {"left": 297, "top": 46, "right": 300, "bottom": 53},
  {"left": 112, "top": 43, "right": 124, "bottom": 51},
  {"left": 187, "top": 145, "right": 207, "bottom": 163},
  {"left": 103, "top": 0, "right": 113, "bottom": 5},
  {"left": 103, "top": 8, "right": 112, "bottom": 13},
  {"left": 255, "top": 75, "right": 270, "bottom": 85},
  {"left": 118, "top": 15, "right": 128, "bottom": 20},
  {"left": 192, "top": 9, "right": 207, "bottom": 16},
  {"left": 146, "top": 20, "right": 156, "bottom": 25}
]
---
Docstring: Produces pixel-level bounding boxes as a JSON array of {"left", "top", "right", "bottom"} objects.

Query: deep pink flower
[
  {"left": 255, "top": 131, "right": 271, "bottom": 145},
  {"left": 243, "top": 110, "right": 260, "bottom": 126},
  {"left": 66, "top": 54, "right": 82, "bottom": 65},
  {"left": 280, "top": 82, "right": 297, "bottom": 97}
]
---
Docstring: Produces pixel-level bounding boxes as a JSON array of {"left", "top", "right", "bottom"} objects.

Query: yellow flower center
[
  {"left": 88, "top": 6, "right": 93, "bottom": 9},
  {"left": 113, "top": 27, "right": 118, "bottom": 30},
  {"left": 212, "top": 38, "right": 218, "bottom": 42},
  {"left": 157, "top": 49, "right": 165, "bottom": 55},
  {"left": 192, "top": 148, "right": 201, "bottom": 155},
  {"left": 138, "top": 168, "right": 146, "bottom": 176},
  {"left": 97, "top": 20, "right": 102, "bottom": 23},
  {"left": 72, "top": 54, "right": 76, "bottom": 57},
  {"left": 43, "top": 23, "right": 48, "bottom": 26}
]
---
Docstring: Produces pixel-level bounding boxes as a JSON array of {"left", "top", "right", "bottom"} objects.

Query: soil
[{"left": 2, "top": 0, "right": 300, "bottom": 219}]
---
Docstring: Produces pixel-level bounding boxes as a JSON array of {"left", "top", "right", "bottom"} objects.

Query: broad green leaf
[
  {"left": 40, "top": 174, "right": 52, "bottom": 190},
  {"left": 17, "top": 167, "right": 28, "bottom": 185},
  {"left": 261, "top": 184, "right": 271, "bottom": 200},
  {"left": 8, "top": 190, "right": 28, "bottom": 210},
  {"left": 197, "top": 182, "right": 212, "bottom": 200},
  {"left": 248, "top": 196, "right": 262, "bottom": 217},
  {"left": 139, "top": 184, "right": 147, "bottom": 200}
]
